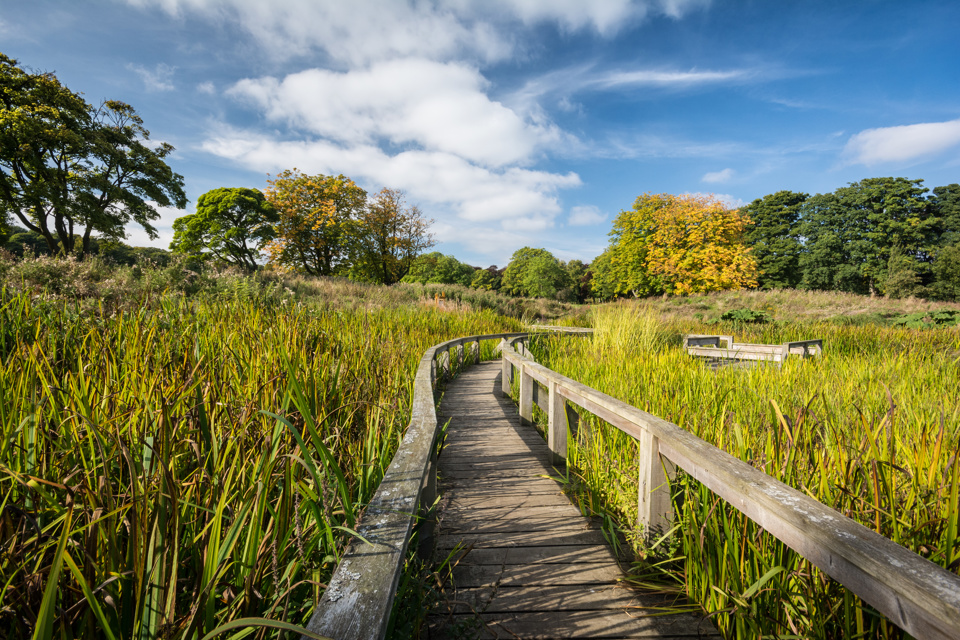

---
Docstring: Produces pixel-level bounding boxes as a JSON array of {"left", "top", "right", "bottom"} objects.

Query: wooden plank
[
  {"left": 449, "top": 545, "right": 618, "bottom": 566},
  {"left": 437, "top": 528, "right": 609, "bottom": 549},
  {"left": 428, "top": 610, "right": 719, "bottom": 639},
  {"left": 446, "top": 584, "right": 652, "bottom": 613},
  {"left": 449, "top": 562, "right": 625, "bottom": 588}
]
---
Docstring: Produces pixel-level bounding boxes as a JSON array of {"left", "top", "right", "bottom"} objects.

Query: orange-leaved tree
[
  {"left": 262, "top": 169, "right": 367, "bottom": 275},
  {"left": 599, "top": 193, "right": 757, "bottom": 296}
]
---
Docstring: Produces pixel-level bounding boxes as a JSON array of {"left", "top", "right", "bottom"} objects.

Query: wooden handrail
[
  {"left": 500, "top": 336, "right": 960, "bottom": 640},
  {"left": 302, "top": 330, "right": 585, "bottom": 640}
]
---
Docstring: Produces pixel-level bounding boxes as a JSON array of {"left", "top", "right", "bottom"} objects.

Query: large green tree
[
  {"left": 931, "top": 183, "right": 960, "bottom": 248},
  {"left": 741, "top": 190, "right": 807, "bottom": 289},
  {"left": 348, "top": 188, "right": 434, "bottom": 284},
  {"left": 400, "top": 252, "right": 475, "bottom": 286},
  {"left": 799, "top": 178, "right": 939, "bottom": 295},
  {"left": 500, "top": 247, "right": 572, "bottom": 299},
  {"left": 0, "top": 54, "right": 186, "bottom": 257},
  {"left": 170, "top": 187, "right": 277, "bottom": 270}
]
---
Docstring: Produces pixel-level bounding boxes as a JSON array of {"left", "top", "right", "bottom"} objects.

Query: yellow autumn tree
[
  {"left": 262, "top": 169, "right": 367, "bottom": 275},
  {"left": 595, "top": 193, "right": 757, "bottom": 296}
]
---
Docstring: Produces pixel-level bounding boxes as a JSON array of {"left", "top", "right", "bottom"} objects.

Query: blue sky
[{"left": 4, "top": 0, "right": 960, "bottom": 267}]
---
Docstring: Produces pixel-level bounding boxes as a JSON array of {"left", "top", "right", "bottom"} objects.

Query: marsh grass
[
  {"left": 0, "top": 279, "right": 520, "bottom": 639},
  {"left": 532, "top": 304, "right": 960, "bottom": 639}
]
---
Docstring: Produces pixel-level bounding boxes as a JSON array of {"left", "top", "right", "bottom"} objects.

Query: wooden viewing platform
[{"left": 427, "top": 361, "right": 716, "bottom": 639}]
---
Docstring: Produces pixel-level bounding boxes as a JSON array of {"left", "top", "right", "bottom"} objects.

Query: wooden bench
[{"left": 685, "top": 334, "right": 822, "bottom": 363}]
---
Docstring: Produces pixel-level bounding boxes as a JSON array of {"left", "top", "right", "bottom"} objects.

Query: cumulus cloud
[
  {"left": 843, "top": 119, "right": 960, "bottom": 165},
  {"left": 124, "top": 0, "right": 710, "bottom": 63},
  {"left": 200, "top": 126, "right": 580, "bottom": 229},
  {"left": 702, "top": 168, "right": 735, "bottom": 183},
  {"left": 228, "top": 59, "right": 564, "bottom": 168},
  {"left": 126, "top": 62, "right": 176, "bottom": 91},
  {"left": 568, "top": 205, "right": 607, "bottom": 226},
  {"left": 196, "top": 81, "right": 216, "bottom": 94},
  {"left": 123, "top": 202, "right": 188, "bottom": 248}
]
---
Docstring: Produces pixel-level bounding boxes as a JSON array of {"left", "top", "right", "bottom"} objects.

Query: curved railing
[
  {"left": 303, "top": 330, "right": 578, "bottom": 639},
  {"left": 499, "top": 335, "right": 960, "bottom": 640}
]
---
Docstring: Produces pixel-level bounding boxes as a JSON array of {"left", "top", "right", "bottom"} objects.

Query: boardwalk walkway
[{"left": 427, "top": 361, "right": 716, "bottom": 639}]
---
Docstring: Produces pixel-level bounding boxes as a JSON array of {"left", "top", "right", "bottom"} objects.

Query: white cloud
[
  {"left": 593, "top": 68, "right": 747, "bottom": 89},
  {"left": 123, "top": 202, "right": 188, "bottom": 248},
  {"left": 124, "top": 0, "right": 710, "bottom": 63},
  {"left": 126, "top": 62, "right": 176, "bottom": 91},
  {"left": 228, "top": 59, "right": 564, "bottom": 167},
  {"left": 568, "top": 205, "right": 606, "bottom": 226},
  {"left": 702, "top": 168, "right": 735, "bottom": 183},
  {"left": 843, "top": 119, "right": 960, "bottom": 165},
  {"left": 196, "top": 81, "right": 216, "bottom": 94},
  {"left": 200, "top": 126, "right": 580, "bottom": 228}
]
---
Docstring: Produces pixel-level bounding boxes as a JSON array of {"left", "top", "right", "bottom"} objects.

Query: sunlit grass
[
  {"left": 0, "top": 284, "right": 520, "bottom": 639},
  {"left": 533, "top": 303, "right": 960, "bottom": 639}
]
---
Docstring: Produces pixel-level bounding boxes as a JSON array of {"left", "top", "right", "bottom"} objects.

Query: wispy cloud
[
  {"left": 843, "top": 119, "right": 960, "bottom": 165},
  {"left": 592, "top": 68, "right": 748, "bottom": 89},
  {"left": 568, "top": 205, "right": 607, "bottom": 226},
  {"left": 123, "top": 0, "right": 709, "bottom": 64},
  {"left": 702, "top": 168, "right": 735, "bottom": 183},
  {"left": 127, "top": 62, "right": 176, "bottom": 91}
]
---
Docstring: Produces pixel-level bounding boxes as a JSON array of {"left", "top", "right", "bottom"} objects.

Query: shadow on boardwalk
[{"left": 426, "top": 361, "right": 717, "bottom": 639}]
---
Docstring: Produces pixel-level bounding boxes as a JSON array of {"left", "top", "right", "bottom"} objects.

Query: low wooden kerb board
[{"left": 427, "top": 361, "right": 716, "bottom": 639}]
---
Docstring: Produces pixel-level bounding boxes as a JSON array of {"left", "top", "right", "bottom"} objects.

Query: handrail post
[
  {"left": 547, "top": 380, "right": 567, "bottom": 465},
  {"left": 472, "top": 339, "right": 480, "bottom": 364},
  {"left": 637, "top": 429, "right": 674, "bottom": 544},
  {"left": 456, "top": 342, "right": 464, "bottom": 370},
  {"left": 500, "top": 343, "right": 512, "bottom": 397},
  {"left": 519, "top": 363, "right": 533, "bottom": 425}
]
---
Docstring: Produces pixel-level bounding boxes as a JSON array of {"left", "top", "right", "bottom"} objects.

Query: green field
[
  {"left": 532, "top": 305, "right": 960, "bottom": 639},
  {"left": 0, "top": 276, "right": 521, "bottom": 639}
]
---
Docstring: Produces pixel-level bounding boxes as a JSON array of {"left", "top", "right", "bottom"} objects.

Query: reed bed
[
  {"left": 0, "top": 286, "right": 520, "bottom": 639},
  {"left": 533, "top": 304, "right": 960, "bottom": 639}
]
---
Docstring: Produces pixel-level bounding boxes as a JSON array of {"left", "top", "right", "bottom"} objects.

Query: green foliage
[
  {"left": 170, "top": 187, "right": 278, "bottom": 270},
  {"left": 400, "top": 252, "right": 475, "bottom": 286},
  {"left": 931, "top": 183, "right": 960, "bottom": 248},
  {"left": 469, "top": 266, "right": 501, "bottom": 291},
  {"left": 931, "top": 244, "right": 960, "bottom": 301},
  {"left": 535, "top": 308, "right": 960, "bottom": 639},
  {"left": 500, "top": 247, "right": 572, "bottom": 299},
  {"left": 741, "top": 190, "right": 806, "bottom": 289},
  {"left": 891, "top": 309, "right": 960, "bottom": 328},
  {"left": 0, "top": 54, "right": 186, "bottom": 256},
  {"left": 0, "top": 272, "right": 521, "bottom": 639},
  {"left": 706, "top": 308, "right": 773, "bottom": 324}
]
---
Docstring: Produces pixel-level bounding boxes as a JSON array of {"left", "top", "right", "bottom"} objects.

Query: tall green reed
[
  {"left": 0, "top": 286, "right": 520, "bottom": 639},
  {"left": 533, "top": 304, "right": 960, "bottom": 639}
]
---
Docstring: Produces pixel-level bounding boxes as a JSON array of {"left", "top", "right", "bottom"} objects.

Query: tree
[
  {"left": 930, "top": 184, "right": 960, "bottom": 248},
  {"left": 931, "top": 244, "right": 960, "bottom": 301},
  {"left": 470, "top": 266, "right": 502, "bottom": 291},
  {"left": 0, "top": 54, "right": 186, "bottom": 257},
  {"left": 799, "top": 178, "right": 938, "bottom": 296},
  {"left": 400, "top": 252, "right": 475, "bottom": 286},
  {"left": 500, "top": 247, "right": 572, "bottom": 299},
  {"left": 349, "top": 188, "right": 434, "bottom": 284},
  {"left": 603, "top": 193, "right": 757, "bottom": 296},
  {"left": 262, "top": 170, "right": 366, "bottom": 276},
  {"left": 170, "top": 187, "right": 278, "bottom": 270},
  {"left": 740, "top": 190, "right": 807, "bottom": 289}
]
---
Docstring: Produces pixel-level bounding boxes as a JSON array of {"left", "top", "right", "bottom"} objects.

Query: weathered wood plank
[
  {"left": 428, "top": 610, "right": 719, "bottom": 639},
  {"left": 437, "top": 528, "right": 609, "bottom": 549},
  {"left": 449, "top": 562, "right": 625, "bottom": 588}
]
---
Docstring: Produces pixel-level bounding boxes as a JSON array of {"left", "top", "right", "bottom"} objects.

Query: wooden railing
[
  {"left": 500, "top": 335, "right": 960, "bottom": 640},
  {"left": 302, "top": 330, "right": 577, "bottom": 640}
]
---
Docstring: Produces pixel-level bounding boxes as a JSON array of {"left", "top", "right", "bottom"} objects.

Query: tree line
[{"left": 4, "top": 52, "right": 959, "bottom": 302}]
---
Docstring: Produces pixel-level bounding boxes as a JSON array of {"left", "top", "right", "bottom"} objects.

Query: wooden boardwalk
[{"left": 427, "top": 361, "right": 716, "bottom": 639}]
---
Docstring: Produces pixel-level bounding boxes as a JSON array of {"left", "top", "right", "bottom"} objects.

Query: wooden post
[
  {"left": 637, "top": 429, "right": 674, "bottom": 544},
  {"left": 473, "top": 339, "right": 480, "bottom": 363},
  {"left": 501, "top": 348, "right": 512, "bottom": 397},
  {"left": 456, "top": 342, "right": 464, "bottom": 370},
  {"left": 547, "top": 380, "right": 567, "bottom": 465},
  {"left": 519, "top": 364, "right": 533, "bottom": 425}
]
